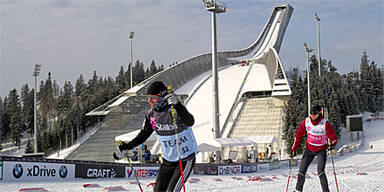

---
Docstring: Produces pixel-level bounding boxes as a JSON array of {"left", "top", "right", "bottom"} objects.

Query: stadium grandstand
[{"left": 66, "top": 4, "right": 294, "bottom": 163}]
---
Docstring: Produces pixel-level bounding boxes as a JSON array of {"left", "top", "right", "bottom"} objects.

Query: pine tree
[
  {"left": 328, "top": 88, "right": 341, "bottom": 135},
  {"left": 75, "top": 74, "right": 86, "bottom": 97},
  {"left": 145, "top": 68, "right": 151, "bottom": 79},
  {"left": 7, "top": 89, "right": 24, "bottom": 147},
  {"left": 0, "top": 97, "right": 10, "bottom": 140},
  {"left": 375, "top": 67, "right": 384, "bottom": 111},
  {"left": 359, "top": 51, "right": 370, "bottom": 111},
  {"left": 371, "top": 62, "right": 383, "bottom": 113},
  {"left": 149, "top": 60, "right": 157, "bottom": 76},
  {"left": 21, "top": 84, "right": 34, "bottom": 136},
  {"left": 345, "top": 72, "right": 360, "bottom": 115},
  {"left": 41, "top": 72, "right": 56, "bottom": 118},
  {"left": 57, "top": 81, "right": 74, "bottom": 148},
  {"left": 133, "top": 60, "right": 145, "bottom": 85},
  {"left": 116, "top": 66, "right": 126, "bottom": 91}
]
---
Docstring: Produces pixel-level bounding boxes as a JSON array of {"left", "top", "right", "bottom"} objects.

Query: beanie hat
[
  {"left": 147, "top": 81, "right": 167, "bottom": 96},
  {"left": 310, "top": 104, "right": 322, "bottom": 115}
]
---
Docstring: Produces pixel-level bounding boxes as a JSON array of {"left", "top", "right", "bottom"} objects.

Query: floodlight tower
[
  {"left": 304, "top": 43, "right": 313, "bottom": 117},
  {"left": 32, "top": 64, "right": 41, "bottom": 153},
  {"left": 202, "top": 0, "right": 226, "bottom": 138},
  {"left": 203, "top": 0, "right": 226, "bottom": 163},
  {"left": 129, "top": 31, "right": 135, "bottom": 88},
  {"left": 315, "top": 13, "right": 321, "bottom": 77}
]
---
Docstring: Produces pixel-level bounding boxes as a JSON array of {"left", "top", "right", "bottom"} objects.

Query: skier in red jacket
[{"left": 291, "top": 105, "right": 337, "bottom": 192}]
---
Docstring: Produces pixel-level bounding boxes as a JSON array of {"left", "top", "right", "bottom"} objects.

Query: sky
[{"left": 0, "top": 0, "right": 383, "bottom": 98}]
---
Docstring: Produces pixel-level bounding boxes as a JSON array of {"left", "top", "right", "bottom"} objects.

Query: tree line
[
  {"left": 0, "top": 60, "right": 163, "bottom": 154},
  {"left": 282, "top": 51, "right": 383, "bottom": 155}
]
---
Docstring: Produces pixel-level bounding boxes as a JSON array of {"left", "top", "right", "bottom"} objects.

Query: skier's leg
[
  {"left": 296, "top": 149, "right": 315, "bottom": 191},
  {"left": 167, "top": 157, "right": 196, "bottom": 192},
  {"left": 153, "top": 159, "right": 177, "bottom": 192},
  {"left": 317, "top": 149, "right": 330, "bottom": 192}
]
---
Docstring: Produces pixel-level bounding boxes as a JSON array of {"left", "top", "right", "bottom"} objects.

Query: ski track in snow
[{"left": 1, "top": 119, "right": 383, "bottom": 192}]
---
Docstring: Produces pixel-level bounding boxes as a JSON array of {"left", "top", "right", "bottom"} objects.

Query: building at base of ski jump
[{"left": 68, "top": 4, "right": 294, "bottom": 163}]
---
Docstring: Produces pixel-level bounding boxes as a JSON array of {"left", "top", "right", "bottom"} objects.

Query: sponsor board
[
  {"left": 3, "top": 161, "right": 74, "bottom": 181},
  {"left": 193, "top": 164, "right": 218, "bottom": 175},
  {"left": 280, "top": 160, "right": 289, "bottom": 169},
  {"left": 75, "top": 164, "right": 125, "bottom": 178},
  {"left": 269, "top": 162, "right": 280, "bottom": 170},
  {"left": 218, "top": 165, "right": 241, "bottom": 175},
  {"left": 257, "top": 163, "right": 269, "bottom": 171},
  {"left": 241, "top": 164, "right": 258, "bottom": 173},
  {"left": 125, "top": 166, "right": 159, "bottom": 178}
]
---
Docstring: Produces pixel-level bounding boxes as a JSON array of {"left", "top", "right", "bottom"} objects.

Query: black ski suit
[{"left": 121, "top": 100, "right": 198, "bottom": 192}]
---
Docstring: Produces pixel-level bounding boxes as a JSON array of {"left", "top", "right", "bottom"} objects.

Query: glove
[
  {"left": 329, "top": 143, "right": 335, "bottom": 150},
  {"left": 117, "top": 140, "right": 132, "bottom": 152},
  {"left": 113, "top": 152, "right": 121, "bottom": 160},
  {"left": 164, "top": 94, "right": 178, "bottom": 105}
]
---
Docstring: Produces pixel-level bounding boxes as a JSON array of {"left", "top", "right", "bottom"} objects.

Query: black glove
[
  {"left": 113, "top": 152, "right": 121, "bottom": 160},
  {"left": 117, "top": 141, "right": 132, "bottom": 152}
]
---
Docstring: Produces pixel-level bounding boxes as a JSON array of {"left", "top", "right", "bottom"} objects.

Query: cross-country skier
[
  {"left": 116, "top": 81, "right": 198, "bottom": 192},
  {"left": 291, "top": 104, "right": 338, "bottom": 192}
]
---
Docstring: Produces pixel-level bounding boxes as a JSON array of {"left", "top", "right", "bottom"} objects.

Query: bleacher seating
[{"left": 229, "top": 96, "right": 288, "bottom": 159}]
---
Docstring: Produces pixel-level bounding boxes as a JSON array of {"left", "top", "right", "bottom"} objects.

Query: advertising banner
[
  {"left": 257, "top": 163, "right": 269, "bottom": 171},
  {"left": 75, "top": 164, "right": 125, "bottom": 178},
  {"left": 269, "top": 162, "right": 280, "bottom": 170},
  {"left": 3, "top": 161, "right": 75, "bottom": 181},
  {"left": 280, "top": 160, "right": 289, "bottom": 169},
  {"left": 241, "top": 164, "right": 258, "bottom": 173},
  {"left": 218, "top": 165, "right": 241, "bottom": 175},
  {"left": 125, "top": 166, "right": 159, "bottom": 179},
  {"left": 193, "top": 164, "right": 218, "bottom": 175}
]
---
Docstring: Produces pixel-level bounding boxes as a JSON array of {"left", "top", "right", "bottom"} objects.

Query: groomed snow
[{"left": 1, "top": 113, "right": 383, "bottom": 192}]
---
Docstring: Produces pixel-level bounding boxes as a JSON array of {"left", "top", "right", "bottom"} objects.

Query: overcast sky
[{"left": 1, "top": 0, "right": 383, "bottom": 98}]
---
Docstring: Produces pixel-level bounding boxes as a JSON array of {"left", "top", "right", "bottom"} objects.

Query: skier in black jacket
[{"left": 117, "top": 81, "right": 199, "bottom": 192}]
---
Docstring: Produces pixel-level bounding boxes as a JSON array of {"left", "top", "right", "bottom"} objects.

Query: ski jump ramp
[{"left": 79, "top": 4, "right": 293, "bottom": 162}]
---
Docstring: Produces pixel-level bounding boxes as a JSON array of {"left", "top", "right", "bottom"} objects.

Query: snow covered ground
[{"left": 1, "top": 115, "right": 383, "bottom": 192}]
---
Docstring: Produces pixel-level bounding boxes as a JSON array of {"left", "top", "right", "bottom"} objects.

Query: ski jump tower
[{"left": 68, "top": 4, "right": 293, "bottom": 162}]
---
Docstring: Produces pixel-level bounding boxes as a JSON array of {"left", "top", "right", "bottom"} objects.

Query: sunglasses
[
  {"left": 147, "top": 95, "right": 160, "bottom": 99},
  {"left": 310, "top": 111, "right": 322, "bottom": 115}
]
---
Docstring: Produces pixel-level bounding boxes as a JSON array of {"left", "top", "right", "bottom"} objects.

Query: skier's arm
[
  {"left": 173, "top": 102, "right": 195, "bottom": 126},
  {"left": 120, "top": 116, "right": 154, "bottom": 151},
  {"left": 291, "top": 119, "right": 307, "bottom": 151},
  {"left": 326, "top": 121, "right": 337, "bottom": 146}
]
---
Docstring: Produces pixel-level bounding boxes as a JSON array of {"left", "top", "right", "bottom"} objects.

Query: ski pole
[
  {"left": 169, "top": 85, "right": 186, "bottom": 192},
  {"left": 285, "top": 151, "right": 294, "bottom": 192},
  {"left": 118, "top": 141, "right": 143, "bottom": 192},
  {"left": 328, "top": 139, "right": 339, "bottom": 192}
]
